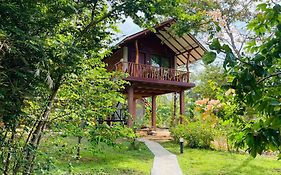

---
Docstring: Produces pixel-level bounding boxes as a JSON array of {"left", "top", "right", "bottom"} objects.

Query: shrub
[
  {"left": 170, "top": 122, "right": 215, "bottom": 149},
  {"left": 89, "top": 123, "right": 136, "bottom": 148}
]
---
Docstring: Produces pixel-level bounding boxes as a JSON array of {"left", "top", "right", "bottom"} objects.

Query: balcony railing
[{"left": 115, "top": 61, "right": 189, "bottom": 83}]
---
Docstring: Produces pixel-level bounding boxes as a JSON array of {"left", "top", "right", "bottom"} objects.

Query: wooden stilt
[
  {"left": 179, "top": 90, "right": 185, "bottom": 124},
  {"left": 152, "top": 95, "right": 157, "bottom": 131},
  {"left": 127, "top": 87, "right": 134, "bottom": 127}
]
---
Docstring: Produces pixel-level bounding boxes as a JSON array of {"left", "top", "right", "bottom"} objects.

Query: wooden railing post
[{"left": 114, "top": 61, "right": 190, "bottom": 83}]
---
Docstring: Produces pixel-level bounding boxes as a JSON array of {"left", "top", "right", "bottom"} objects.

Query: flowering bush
[
  {"left": 170, "top": 98, "right": 226, "bottom": 149},
  {"left": 194, "top": 98, "right": 223, "bottom": 126}
]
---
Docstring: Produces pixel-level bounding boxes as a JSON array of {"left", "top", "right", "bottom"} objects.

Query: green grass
[
  {"left": 37, "top": 136, "right": 153, "bottom": 175},
  {"left": 162, "top": 142, "right": 281, "bottom": 175}
]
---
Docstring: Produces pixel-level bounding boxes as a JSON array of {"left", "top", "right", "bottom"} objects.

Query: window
[{"left": 151, "top": 55, "right": 170, "bottom": 68}]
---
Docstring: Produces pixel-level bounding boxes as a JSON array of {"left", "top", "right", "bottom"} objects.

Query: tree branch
[
  {"left": 73, "top": 1, "right": 124, "bottom": 46},
  {"left": 224, "top": 22, "right": 241, "bottom": 59},
  {"left": 258, "top": 72, "right": 281, "bottom": 84},
  {"left": 238, "top": 31, "right": 251, "bottom": 53}
]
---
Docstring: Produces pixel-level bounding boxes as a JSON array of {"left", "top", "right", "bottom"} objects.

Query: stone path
[{"left": 138, "top": 138, "right": 183, "bottom": 175}]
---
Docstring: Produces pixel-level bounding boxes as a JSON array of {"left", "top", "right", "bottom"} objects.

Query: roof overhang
[{"left": 156, "top": 26, "right": 207, "bottom": 66}]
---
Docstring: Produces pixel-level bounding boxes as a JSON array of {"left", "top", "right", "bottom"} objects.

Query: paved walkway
[{"left": 138, "top": 138, "right": 183, "bottom": 175}]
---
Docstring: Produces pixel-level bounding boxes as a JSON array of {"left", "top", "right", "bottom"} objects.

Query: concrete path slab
[{"left": 138, "top": 138, "right": 183, "bottom": 175}]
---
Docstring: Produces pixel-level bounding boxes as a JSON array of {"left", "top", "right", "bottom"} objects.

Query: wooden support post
[
  {"left": 179, "top": 90, "right": 185, "bottom": 124},
  {"left": 135, "top": 40, "right": 139, "bottom": 64},
  {"left": 186, "top": 51, "right": 190, "bottom": 72},
  {"left": 152, "top": 95, "right": 157, "bottom": 131},
  {"left": 134, "top": 40, "right": 139, "bottom": 77},
  {"left": 127, "top": 87, "right": 134, "bottom": 127}
]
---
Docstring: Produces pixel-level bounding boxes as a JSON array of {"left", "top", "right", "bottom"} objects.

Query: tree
[
  {"left": 0, "top": 0, "right": 185, "bottom": 174},
  {"left": 204, "top": 2, "right": 281, "bottom": 158},
  {"left": 52, "top": 60, "right": 126, "bottom": 159},
  {"left": 167, "top": 0, "right": 280, "bottom": 158}
]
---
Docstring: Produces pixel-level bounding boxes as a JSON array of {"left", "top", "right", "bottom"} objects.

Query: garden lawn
[
  {"left": 162, "top": 142, "right": 281, "bottom": 175},
  {"left": 37, "top": 136, "right": 153, "bottom": 175}
]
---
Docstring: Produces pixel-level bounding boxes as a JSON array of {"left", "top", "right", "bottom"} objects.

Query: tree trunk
[
  {"left": 76, "top": 136, "right": 82, "bottom": 160},
  {"left": 12, "top": 120, "right": 39, "bottom": 174},
  {"left": 23, "top": 76, "right": 62, "bottom": 175}
]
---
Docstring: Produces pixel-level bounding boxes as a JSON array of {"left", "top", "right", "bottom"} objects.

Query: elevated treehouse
[{"left": 104, "top": 19, "right": 206, "bottom": 130}]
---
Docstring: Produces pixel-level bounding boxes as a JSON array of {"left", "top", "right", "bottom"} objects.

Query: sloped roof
[{"left": 117, "top": 19, "right": 207, "bottom": 66}]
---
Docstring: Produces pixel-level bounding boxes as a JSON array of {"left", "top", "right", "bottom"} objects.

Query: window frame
[{"left": 150, "top": 54, "right": 170, "bottom": 68}]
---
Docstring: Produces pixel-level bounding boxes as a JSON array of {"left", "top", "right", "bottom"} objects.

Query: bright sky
[{"left": 116, "top": 17, "right": 142, "bottom": 43}]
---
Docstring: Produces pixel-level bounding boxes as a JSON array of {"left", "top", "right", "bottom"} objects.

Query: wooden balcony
[{"left": 115, "top": 61, "right": 190, "bottom": 83}]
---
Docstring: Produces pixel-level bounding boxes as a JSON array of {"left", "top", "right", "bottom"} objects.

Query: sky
[{"left": 115, "top": 17, "right": 142, "bottom": 43}]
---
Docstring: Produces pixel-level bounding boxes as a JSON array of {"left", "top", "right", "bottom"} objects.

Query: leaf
[
  {"left": 271, "top": 117, "right": 281, "bottom": 129},
  {"left": 273, "top": 4, "right": 281, "bottom": 13},
  {"left": 202, "top": 51, "right": 216, "bottom": 64},
  {"left": 209, "top": 38, "right": 221, "bottom": 51},
  {"left": 252, "top": 64, "right": 265, "bottom": 77},
  {"left": 257, "top": 3, "right": 267, "bottom": 11},
  {"left": 270, "top": 99, "right": 280, "bottom": 106},
  {"left": 222, "top": 44, "right": 232, "bottom": 53},
  {"left": 223, "top": 52, "right": 237, "bottom": 69}
]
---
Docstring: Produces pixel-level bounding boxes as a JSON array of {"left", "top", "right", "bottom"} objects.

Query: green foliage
[
  {"left": 170, "top": 122, "right": 214, "bottom": 149},
  {"left": 89, "top": 123, "right": 136, "bottom": 149},
  {"left": 204, "top": 3, "right": 281, "bottom": 157},
  {"left": 192, "top": 65, "right": 227, "bottom": 99},
  {"left": 202, "top": 51, "right": 217, "bottom": 64},
  {"left": 156, "top": 96, "right": 173, "bottom": 127},
  {"left": 142, "top": 95, "right": 173, "bottom": 128},
  {"left": 37, "top": 135, "right": 153, "bottom": 174},
  {"left": 33, "top": 153, "right": 56, "bottom": 175},
  {"left": 0, "top": 0, "right": 190, "bottom": 174},
  {"left": 51, "top": 59, "right": 126, "bottom": 136}
]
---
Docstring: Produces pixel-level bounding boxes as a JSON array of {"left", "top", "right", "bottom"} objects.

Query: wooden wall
[
  {"left": 104, "top": 32, "right": 176, "bottom": 71},
  {"left": 104, "top": 48, "right": 123, "bottom": 71},
  {"left": 127, "top": 33, "right": 175, "bottom": 68}
]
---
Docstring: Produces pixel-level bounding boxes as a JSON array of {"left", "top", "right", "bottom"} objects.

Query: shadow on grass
[
  {"left": 225, "top": 157, "right": 253, "bottom": 175},
  {"left": 54, "top": 141, "right": 154, "bottom": 174}
]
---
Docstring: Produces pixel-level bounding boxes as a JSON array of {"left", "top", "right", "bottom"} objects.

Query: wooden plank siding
[
  {"left": 127, "top": 33, "right": 175, "bottom": 68},
  {"left": 104, "top": 48, "right": 123, "bottom": 71}
]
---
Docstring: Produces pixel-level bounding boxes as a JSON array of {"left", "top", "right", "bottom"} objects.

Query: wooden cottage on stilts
[{"left": 103, "top": 19, "right": 207, "bottom": 130}]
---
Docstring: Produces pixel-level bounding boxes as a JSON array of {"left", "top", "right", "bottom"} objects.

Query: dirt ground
[{"left": 137, "top": 128, "right": 172, "bottom": 142}]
